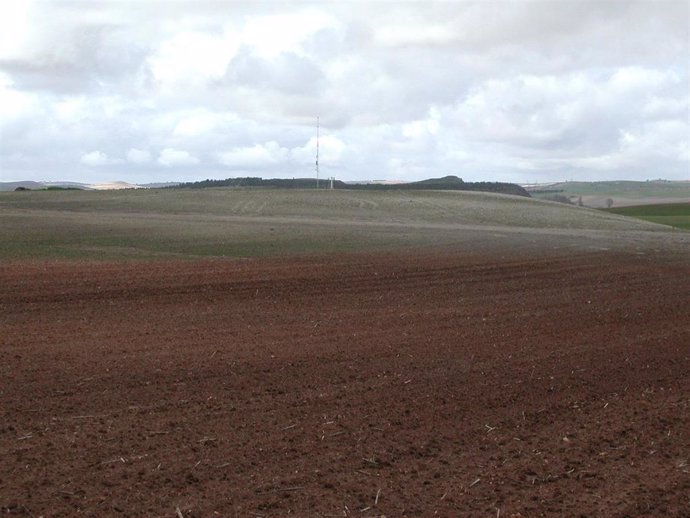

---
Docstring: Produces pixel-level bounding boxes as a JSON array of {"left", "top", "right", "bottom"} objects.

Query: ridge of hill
[{"left": 170, "top": 175, "right": 531, "bottom": 197}]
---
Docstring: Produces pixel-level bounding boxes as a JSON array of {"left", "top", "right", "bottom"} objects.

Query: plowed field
[{"left": 1, "top": 249, "right": 688, "bottom": 517}]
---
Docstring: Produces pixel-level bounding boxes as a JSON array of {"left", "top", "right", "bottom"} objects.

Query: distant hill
[
  {"left": 0, "top": 180, "right": 169, "bottom": 191},
  {"left": 349, "top": 176, "right": 530, "bottom": 197},
  {"left": 525, "top": 180, "right": 690, "bottom": 208},
  {"left": 0, "top": 181, "right": 48, "bottom": 191},
  {"left": 170, "top": 177, "right": 347, "bottom": 189},
  {"left": 0, "top": 181, "right": 97, "bottom": 191},
  {"left": 171, "top": 175, "right": 531, "bottom": 197}
]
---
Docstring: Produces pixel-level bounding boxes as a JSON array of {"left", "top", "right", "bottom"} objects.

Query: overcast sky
[{"left": 0, "top": 0, "right": 688, "bottom": 184}]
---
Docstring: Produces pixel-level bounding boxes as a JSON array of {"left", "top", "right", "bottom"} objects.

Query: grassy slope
[
  {"left": 606, "top": 203, "right": 690, "bottom": 230},
  {"left": 0, "top": 187, "right": 670, "bottom": 261}
]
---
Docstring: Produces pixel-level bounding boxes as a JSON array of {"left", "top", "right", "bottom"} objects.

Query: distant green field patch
[
  {"left": 538, "top": 181, "right": 690, "bottom": 198},
  {"left": 605, "top": 203, "right": 690, "bottom": 230}
]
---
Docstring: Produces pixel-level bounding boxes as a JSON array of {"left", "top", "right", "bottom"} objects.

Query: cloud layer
[{"left": 1, "top": 1, "right": 688, "bottom": 184}]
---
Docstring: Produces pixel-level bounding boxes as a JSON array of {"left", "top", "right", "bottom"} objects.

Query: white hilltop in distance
[
  {"left": 73, "top": 181, "right": 141, "bottom": 190},
  {"left": 0, "top": 180, "right": 179, "bottom": 191}
]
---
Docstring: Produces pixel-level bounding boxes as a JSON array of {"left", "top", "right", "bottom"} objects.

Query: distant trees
[{"left": 168, "top": 176, "right": 531, "bottom": 197}]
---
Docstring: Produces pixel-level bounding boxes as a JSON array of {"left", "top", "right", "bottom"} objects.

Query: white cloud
[
  {"left": 0, "top": 72, "right": 35, "bottom": 120},
  {"left": 53, "top": 97, "right": 89, "bottom": 122},
  {"left": 218, "top": 141, "right": 289, "bottom": 168},
  {"left": 0, "top": 1, "right": 30, "bottom": 59},
  {"left": 148, "top": 31, "right": 239, "bottom": 89},
  {"left": 242, "top": 11, "right": 335, "bottom": 58},
  {"left": 292, "top": 135, "right": 345, "bottom": 165},
  {"left": 376, "top": 23, "right": 456, "bottom": 48},
  {"left": 127, "top": 148, "right": 151, "bottom": 164},
  {"left": 609, "top": 66, "right": 676, "bottom": 93},
  {"left": 642, "top": 95, "right": 689, "bottom": 119},
  {"left": 173, "top": 111, "right": 219, "bottom": 137},
  {"left": 445, "top": 67, "right": 686, "bottom": 156},
  {"left": 157, "top": 148, "right": 199, "bottom": 167},
  {"left": 80, "top": 150, "right": 121, "bottom": 166},
  {"left": 402, "top": 107, "right": 440, "bottom": 138}
]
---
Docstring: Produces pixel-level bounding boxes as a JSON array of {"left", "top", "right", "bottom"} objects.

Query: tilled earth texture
[{"left": 1, "top": 249, "right": 689, "bottom": 517}]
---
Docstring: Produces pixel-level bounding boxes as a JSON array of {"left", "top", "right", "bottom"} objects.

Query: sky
[{"left": 0, "top": 0, "right": 688, "bottom": 185}]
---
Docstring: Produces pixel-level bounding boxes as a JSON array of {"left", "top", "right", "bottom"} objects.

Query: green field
[
  {"left": 0, "top": 187, "right": 676, "bottom": 261},
  {"left": 528, "top": 180, "right": 690, "bottom": 208},
  {"left": 606, "top": 203, "right": 690, "bottom": 230}
]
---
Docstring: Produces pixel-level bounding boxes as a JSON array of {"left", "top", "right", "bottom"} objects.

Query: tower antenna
[{"left": 316, "top": 116, "right": 320, "bottom": 189}]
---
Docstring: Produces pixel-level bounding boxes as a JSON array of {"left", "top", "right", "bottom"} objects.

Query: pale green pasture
[{"left": 0, "top": 188, "right": 669, "bottom": 260}]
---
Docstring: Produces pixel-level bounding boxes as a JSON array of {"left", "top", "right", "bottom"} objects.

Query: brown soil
[{"left": 1, "top": 249, "right": 688, "bottom": 517}]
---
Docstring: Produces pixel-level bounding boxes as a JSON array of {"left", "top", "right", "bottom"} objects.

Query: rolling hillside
[{"left": 0, "top": 187, "right": 681, "bottom": 261}]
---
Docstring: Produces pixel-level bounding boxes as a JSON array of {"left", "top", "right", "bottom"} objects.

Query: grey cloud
[
  {"left": 223, "top": 48, "right": 325, "bottom": 96},
  {"left": 1, "top": 22, "right": 149, "bottom": 94},
  {"left": 0, "top": 1, "right": 687, "bottom": 184}
]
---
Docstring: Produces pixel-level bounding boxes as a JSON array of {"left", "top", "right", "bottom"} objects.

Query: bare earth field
[{"left": 1, "top": 244, "right": 689, "bottom": 517}]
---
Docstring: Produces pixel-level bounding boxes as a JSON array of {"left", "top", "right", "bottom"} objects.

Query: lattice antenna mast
[{"left": 316, "top": 116, "right": 320, "bottom": 189}]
